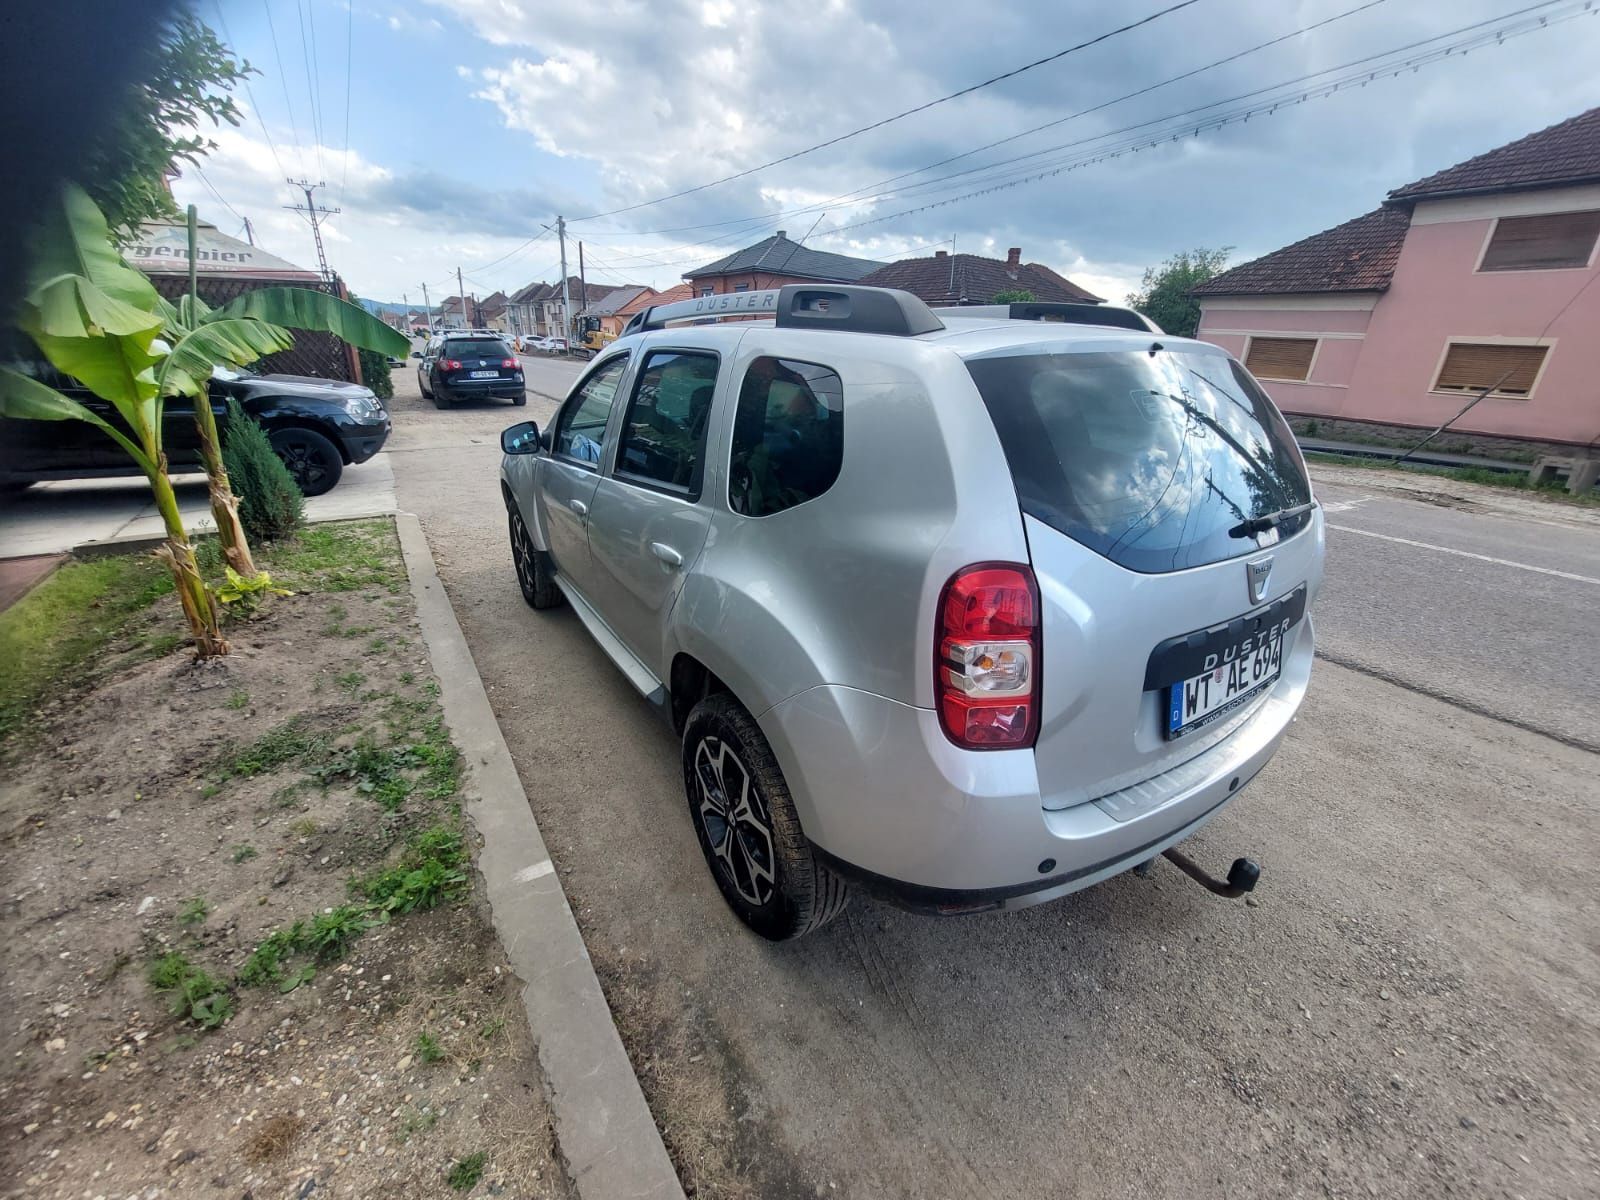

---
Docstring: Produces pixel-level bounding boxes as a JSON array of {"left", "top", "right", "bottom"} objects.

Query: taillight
[
  {"left": 935, "top": 563, "right": 1040, "bottom": 750},
  {"left": 502, "top": 357, "right": 519, "bottom": 369},
  {"left": 441, "top": 358, "right": 462, "bottom": 371}
]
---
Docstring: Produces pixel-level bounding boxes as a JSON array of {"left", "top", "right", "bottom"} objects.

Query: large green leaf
[
  {"left": 209, "top": 287, "right": 409, "bottom": 356},
  {"left": 27, "top": 325, "right": 159, "bottom": 427},
  {"left": 156, "top": 318, "right": 294, "bottom": 397},
  {"left": 28, "top": 183, "right": 163, "bottom": 316},
  {"left": 0, "top": 367, "right": 156, "bottom": 474},
  {"left": 28, "top": 272, "right": 164, "bottom": 342}
]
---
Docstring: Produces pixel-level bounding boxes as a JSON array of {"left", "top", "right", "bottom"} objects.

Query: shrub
[
  {"left": 222, "top": 399, "right": 305, "bottom": 542},
  {"left": 358, "top": 347, "right": 394, "bottom": 399}
]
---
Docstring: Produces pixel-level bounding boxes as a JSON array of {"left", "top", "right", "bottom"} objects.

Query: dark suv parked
[
  {"left": 418, "top": 333, "right": 526, "bottom": 408},
  {"left": 0, "top": 360, "right": 390, "bottom": 497}
]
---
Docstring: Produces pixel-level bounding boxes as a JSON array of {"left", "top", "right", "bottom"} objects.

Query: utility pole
[
  {"left": 556, "top": 215, "right": 571, "bottom": 344},
  {"left": 578, "top": 241, "right": 588, "bottom": 314},
  {"left": 284, "top": 179, "right": 339, "bottom": 283},
  {"left": 457, "top": 267, "right": 469, "bottom": 329},
  {"left": 420, "top": 282, "right": 432, "bottom": 331},
  {"left": 242, "top": 216, "right": 256, "bottom": 246},
  {"left": 402, "top": 292, "right": 409, "bottom": 335}
]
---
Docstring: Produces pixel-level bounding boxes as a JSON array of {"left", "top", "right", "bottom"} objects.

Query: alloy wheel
[
  {"left": 693, "top": 736, "right": 776, "bottom": 907},
  {"left": 276, "top": 436, "right": 330, "bottom": 491},
  {"left": 511, "top": 512, "right": 536, "bottom": 594}
]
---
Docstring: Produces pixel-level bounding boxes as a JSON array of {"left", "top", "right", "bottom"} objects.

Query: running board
[{"left": 554, "top": 576, "right": 666, "bottom": 703}]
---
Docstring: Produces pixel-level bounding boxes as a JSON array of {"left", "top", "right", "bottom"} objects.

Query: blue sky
[{"left": 177, "top": 0, "right": 1600, "bottom": 307}]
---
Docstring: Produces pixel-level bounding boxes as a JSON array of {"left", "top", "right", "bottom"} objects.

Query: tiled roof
[
  {"left": 854, "top": 251, "right": 1101, "bottom": 305},
  {"left": 510, "top": 281, "right": 551, "bottom": 304},
  {"left": 614, "top": 283, "right": 689, "bottom": 319},
  {"left": 1191, "top": 207, "right": 1411, "bottom": 297},
  {"left": 684, "top": 233, "right": 885, "bottom": 282},
  {"left": 578, "top": 285, "right": 649, "bottom": 317},
  {"left": 1387, "top": 105, "right": 1600, "bottom": 203}
]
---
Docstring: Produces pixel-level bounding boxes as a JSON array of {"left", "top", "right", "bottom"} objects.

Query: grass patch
[
  {"left": 1304, "top": 452, "right": 1600, "bottom": 505},
  {"left": 350, "top": 825, "right": 468, "bottom": 913},
  {"left": 177, "top": 897, "right": 209, "bottom": 926},
  {"left": 447, "top": 1152, "right": 486, "bottom": 1192},
  {"left": 0, "top": 554, "right": 173, "bottom": 751},
  {"left": 266, "top": 522, "right": 404, "bottom": 594},
  {"left": 398, "top": 1105, "right": 438, "bottom": 1142},
  {"left": 225, "top": 689, "right": 250, "bottom": 710},
  {"left": 148, "top": 952, "right": 232, "bottom": 1030},
  {"left": 335, "top": 669, "right": 366, "bottom": 694},
  {"left": 414, "top": 1030, "right": 445, "bottom": 1064},
  {"left": 219, "top": 717, "right": 330, "bottom": 779},
  {"left": 238, "top": 905, "right": 376, "bottom": 989},
  {"left": 231, "top": 843, "right": 258, "bottom": 864}
]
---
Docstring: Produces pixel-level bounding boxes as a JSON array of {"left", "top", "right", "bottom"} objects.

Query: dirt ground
[{"left": 0, "top": 520, "right": 568, "bottom": 1200}]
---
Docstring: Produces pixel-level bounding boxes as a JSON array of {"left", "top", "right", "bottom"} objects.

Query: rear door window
[
  {"left": 965, "top": 346, "right": 1311, "bottom": 573},
  {"left": 728, "top": 357, "right": 843, "bottom": 517},
  {"left": 553, "top": 355, "right": 628, "bottom": 467},
  {"left": 614, "top": 350, "right": 719, "bottom": 497}
]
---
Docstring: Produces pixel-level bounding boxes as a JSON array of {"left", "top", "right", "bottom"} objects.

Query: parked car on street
[
  {"left": 1, "top": 358, "right": 389, "bottom": 497},
  {"left": 417, "top": 332, "right": 526, "bottom": 408},
  {"left": 498, "top": 285, "right": 1324, "bottom": 940}
]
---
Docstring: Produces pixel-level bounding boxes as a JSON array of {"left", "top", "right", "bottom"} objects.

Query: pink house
[{"left": 1194, "top": 107, "right": 1600, "bottom": 447}]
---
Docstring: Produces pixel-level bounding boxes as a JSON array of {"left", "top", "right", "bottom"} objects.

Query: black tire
[
  {"left": 418, "top": 368, "right": 433, "bottom": 399},
  {"left": 511, "top": 392, "right": 527, "bottom": 407},
  {"left": 682, "top": 694, "right": 848, "bottom": 940},
  {"left": 508, "top": 506, "right": 560, "bottom": 609},
  {"left": 432, "top": 384, "right": 452, "bottom": 410},
  {"left": 268, "top": 426, "right": 344, "bottom": 497}
]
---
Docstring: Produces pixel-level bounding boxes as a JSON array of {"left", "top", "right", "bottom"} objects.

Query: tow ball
[{"left": 1136, "top": 848, "right": 1261, "bottom": 899}]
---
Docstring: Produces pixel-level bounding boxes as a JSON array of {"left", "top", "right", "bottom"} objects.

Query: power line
[
  {"left": 339, "top": 0, "right": 354, "bottom": 202},
  {"left": 568, "top": 0, "right": 1208, "bottom": 222},
  {"left": 190, "top": 164, "right": 244, "bottom": 224},
  {"left": 210, "top": 1, "right": 290, "bottom": 181},
  {"left": 260, "top": 0, "right": 308, "bottom": 176},
  {"left": 296, "top": 0, "right": 326, "bottom": 178},
  {"left": 808, "top": 0, "right": 1597, "bottom": 242}
]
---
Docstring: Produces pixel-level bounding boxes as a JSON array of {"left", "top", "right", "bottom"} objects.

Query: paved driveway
[{"left": 386, "top": 364, "right": 1600, "bottom": 1200}]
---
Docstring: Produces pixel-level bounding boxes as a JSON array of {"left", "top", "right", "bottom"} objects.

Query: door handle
[
  {"left": 650, "top": 542, "right": 684, "bottom": 569},
  {"left": 569, "top": 499, "right": 588, "bottom": 517}
]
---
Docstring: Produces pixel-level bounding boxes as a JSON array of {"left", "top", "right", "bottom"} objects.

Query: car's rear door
[
  {"left": 963, "top": 339, "right": 1322, "bottom": 810},
  {"left": 584, "top": 338, "right": 724, "bottom": 670},
  {"left": 536, "top": 352, "right": 631, "bottom": 597}
]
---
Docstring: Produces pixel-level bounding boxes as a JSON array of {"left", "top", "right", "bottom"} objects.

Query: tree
[
  {"left": 992, "top": 289, "right": 1035, "bottom": 303},
  {"left": 80, "top": 13, "right": 251, "bottom": 234},
  {"left": 1126, "top": 247, "right": 1233, "bottom": 338}
]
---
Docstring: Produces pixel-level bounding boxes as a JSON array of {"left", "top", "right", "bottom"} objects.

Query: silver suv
[{"left": 500, "top": 286, "right": 1323, "bottom": 939}]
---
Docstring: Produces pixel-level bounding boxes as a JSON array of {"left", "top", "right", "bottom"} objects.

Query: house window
[
  {"left": 1479, "top": 210, "right": 1600, "bottom": 271},
  {"left": 1434, "top": 342, "right": 1548, "bottom": 397},
  {"left": 734, "top": 283, "right": 750, "bottom": 292},
  {"left": 699, "top": 287, "right": 714, "bottom": 297},
  {"left": 1244, "top": 336, "right": 1317, "bottom": 382}
]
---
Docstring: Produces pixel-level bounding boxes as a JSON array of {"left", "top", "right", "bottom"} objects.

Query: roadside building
[
  {"left": 1193, "top": 106, "right": 1600, "bottom": 447},
  {"left": 478, "top": 291, "right": 510, "bottom": 336},
  {"left": 613, "top": 282, "right": 692, "bottom": 328},
  {"left": 856, "top": 246, "right": 1101, "bottom": 306},
  {"left": 577, "top": 285, "right": 652, "bottom": 340},
  {"left": 683, "top": 232, "right": 885, "bottom": 297}
]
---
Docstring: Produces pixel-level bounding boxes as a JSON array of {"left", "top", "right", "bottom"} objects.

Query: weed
[
  {"left": 135, "top": 631, "right": 185, "bottom": 661},
  {"left": 219, "top": 718, "right": 328, "bottom": 779},
  {"left": 314, "top": 736, "right": 416, "bottom": 809},
  {"left": 304, "top": 905, "right": 373, "bottom": 961},
  {"left": 398, "top": 1106, "right": 438, "bottom": 1142},
  {"left": 148, "top": 953, "right": 232, "bottom": 1029},
  {"left": 479, "top": 1016, "right": 506, "bottom": 1040},
  {"left": 447, "top": 1152, "right": 486, "bottom": 1192},
  {"left": 290, "top": 817, "right": 319, "bottom": 837},
  {"left": 243, "top": 1113, "right": 304, "bottom": 1163},
  {"left": 178, "top": 897, "right": 210, "bottom": 926},
  {"left": 414, "top": 1030, "right": 445, "bottom": 1064},
  {"left": 351, "top": 825, "right": 468, "bottom": 913},
  {"left": 231, "top": 844, "right": 258, "bottom": 864},
  {"left": 366, "top": 636, "right": 387, "bottom": 655},
  {"left": 225, "top": 689, "right": 250, "bottom": 710},
  {"left": 335, "top": 669, "right": 366, "bottom": 695},
  {"left": 399, "top": 671, "right": 415, "bottom": 685},
  {"left": 200, "top": 783, "right": 221, "bottom": 799},
  {"left": 238, "top": 924, "right": 306, "bottom": 987}
]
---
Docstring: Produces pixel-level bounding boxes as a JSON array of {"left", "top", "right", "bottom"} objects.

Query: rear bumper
[
  {"left": 758, "top": 616, "right": 1314, "bottom": 906},
  {"left": 438, "top": 378, "right": 525, "bottom": 401}
]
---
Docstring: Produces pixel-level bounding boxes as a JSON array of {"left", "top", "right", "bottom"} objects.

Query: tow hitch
[{"left": 1145, "top": 848, "right": 1261, "bottom": 899}]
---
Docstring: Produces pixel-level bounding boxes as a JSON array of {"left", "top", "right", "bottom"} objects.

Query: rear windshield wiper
[{"left": 1229, "top": 501, "right": 1317, "bottom": 539}]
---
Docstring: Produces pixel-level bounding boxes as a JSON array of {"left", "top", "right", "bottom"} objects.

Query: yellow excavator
[{"left": 575, "top": 317, "right": 616, "bottom": 359}]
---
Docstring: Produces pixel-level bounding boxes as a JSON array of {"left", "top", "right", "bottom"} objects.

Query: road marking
[
  {"left": 1320, "top": 494, "right": 1373, "bottom": 514},
  {"left": 1327, "top": 524, "right": 1600, "bottom": 586},
  {"left": 514, "top": 860, "right": 555, "bottom": 883}
]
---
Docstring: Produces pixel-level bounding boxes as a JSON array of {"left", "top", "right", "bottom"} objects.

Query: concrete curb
[{"left": 395, "top": 510, "right": 684, "bottom": 1200}]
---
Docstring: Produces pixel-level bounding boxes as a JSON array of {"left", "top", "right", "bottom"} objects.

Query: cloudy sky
[{"left": 177, "top": 0, "right": 1600, "bottom": 307}]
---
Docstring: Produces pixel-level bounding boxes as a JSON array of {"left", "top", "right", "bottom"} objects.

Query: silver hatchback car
[{"left": 500, "top": 286, "right": 1323, "bottom": 939}]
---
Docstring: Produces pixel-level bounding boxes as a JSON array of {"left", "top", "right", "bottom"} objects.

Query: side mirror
[
  {"left": 501, "top": 420, "right": 541, "bottom": 455},
  {"left": 410, "top": 350, "right": 423, "bottom": 359}
]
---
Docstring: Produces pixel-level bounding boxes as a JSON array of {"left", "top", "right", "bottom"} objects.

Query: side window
[
  {"left": 728, "top": 357, "right": 843, "bottom": 517},
  {"left": 554, "top": 356, "right": 628, "bottom": 466},
  {"left": 614, "top": 350, "right": 719, "bottom": 496}
]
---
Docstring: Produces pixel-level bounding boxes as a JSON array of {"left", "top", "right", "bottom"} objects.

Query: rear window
[
  {"left": 443, "top": 339, "right": 510, "bottom": 358},
  {"left": 965, "top": 346, "right": 1311, "bottom": 573}
]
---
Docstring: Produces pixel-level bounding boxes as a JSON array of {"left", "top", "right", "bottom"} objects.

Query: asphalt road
[{"left": 388, "top": 365, "right": 1600, "bottom": 1200}]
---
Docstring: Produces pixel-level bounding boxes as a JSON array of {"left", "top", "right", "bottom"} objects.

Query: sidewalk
[{"left": 1299, "top": 436, "right": 1529, "bottom": 473}]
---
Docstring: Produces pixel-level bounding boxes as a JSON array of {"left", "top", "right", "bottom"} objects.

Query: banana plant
[
  {"left": 155, "top": 204, "right": 407, "bottom": 577},
  {"left": 0, "top": 185, "right": 228, "bottom": 655}
]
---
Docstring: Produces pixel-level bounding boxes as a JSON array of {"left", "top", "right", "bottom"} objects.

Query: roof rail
[
  {"left": 941, "top": 302, "right": 1163, "bottom": 334},
  {"left": 621, "top": 284, "right": 945, "bottom": 338}
]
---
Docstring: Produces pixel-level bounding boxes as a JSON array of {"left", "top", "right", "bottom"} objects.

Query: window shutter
[
  {"left": 1434, "top": 343, "right": 1547, "bottom": 396},
  {"left": 1244, "top": 337, "right": 1317, "bottom": 381},
  {"left": 1480, "top": 211, "right": 1600, "bottom": 271}
]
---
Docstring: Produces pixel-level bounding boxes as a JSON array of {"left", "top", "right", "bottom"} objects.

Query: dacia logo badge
[{"left": 1247, "top": 556, "right": 1274, "bottom": 605}]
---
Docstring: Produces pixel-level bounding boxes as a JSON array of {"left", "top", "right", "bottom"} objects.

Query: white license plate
[
  {"left": 1167, "top": 632, "right": 1284, "bottom": 738},
  {"left": 469, "top": 369, "right": 498, "bottom": 378}
]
